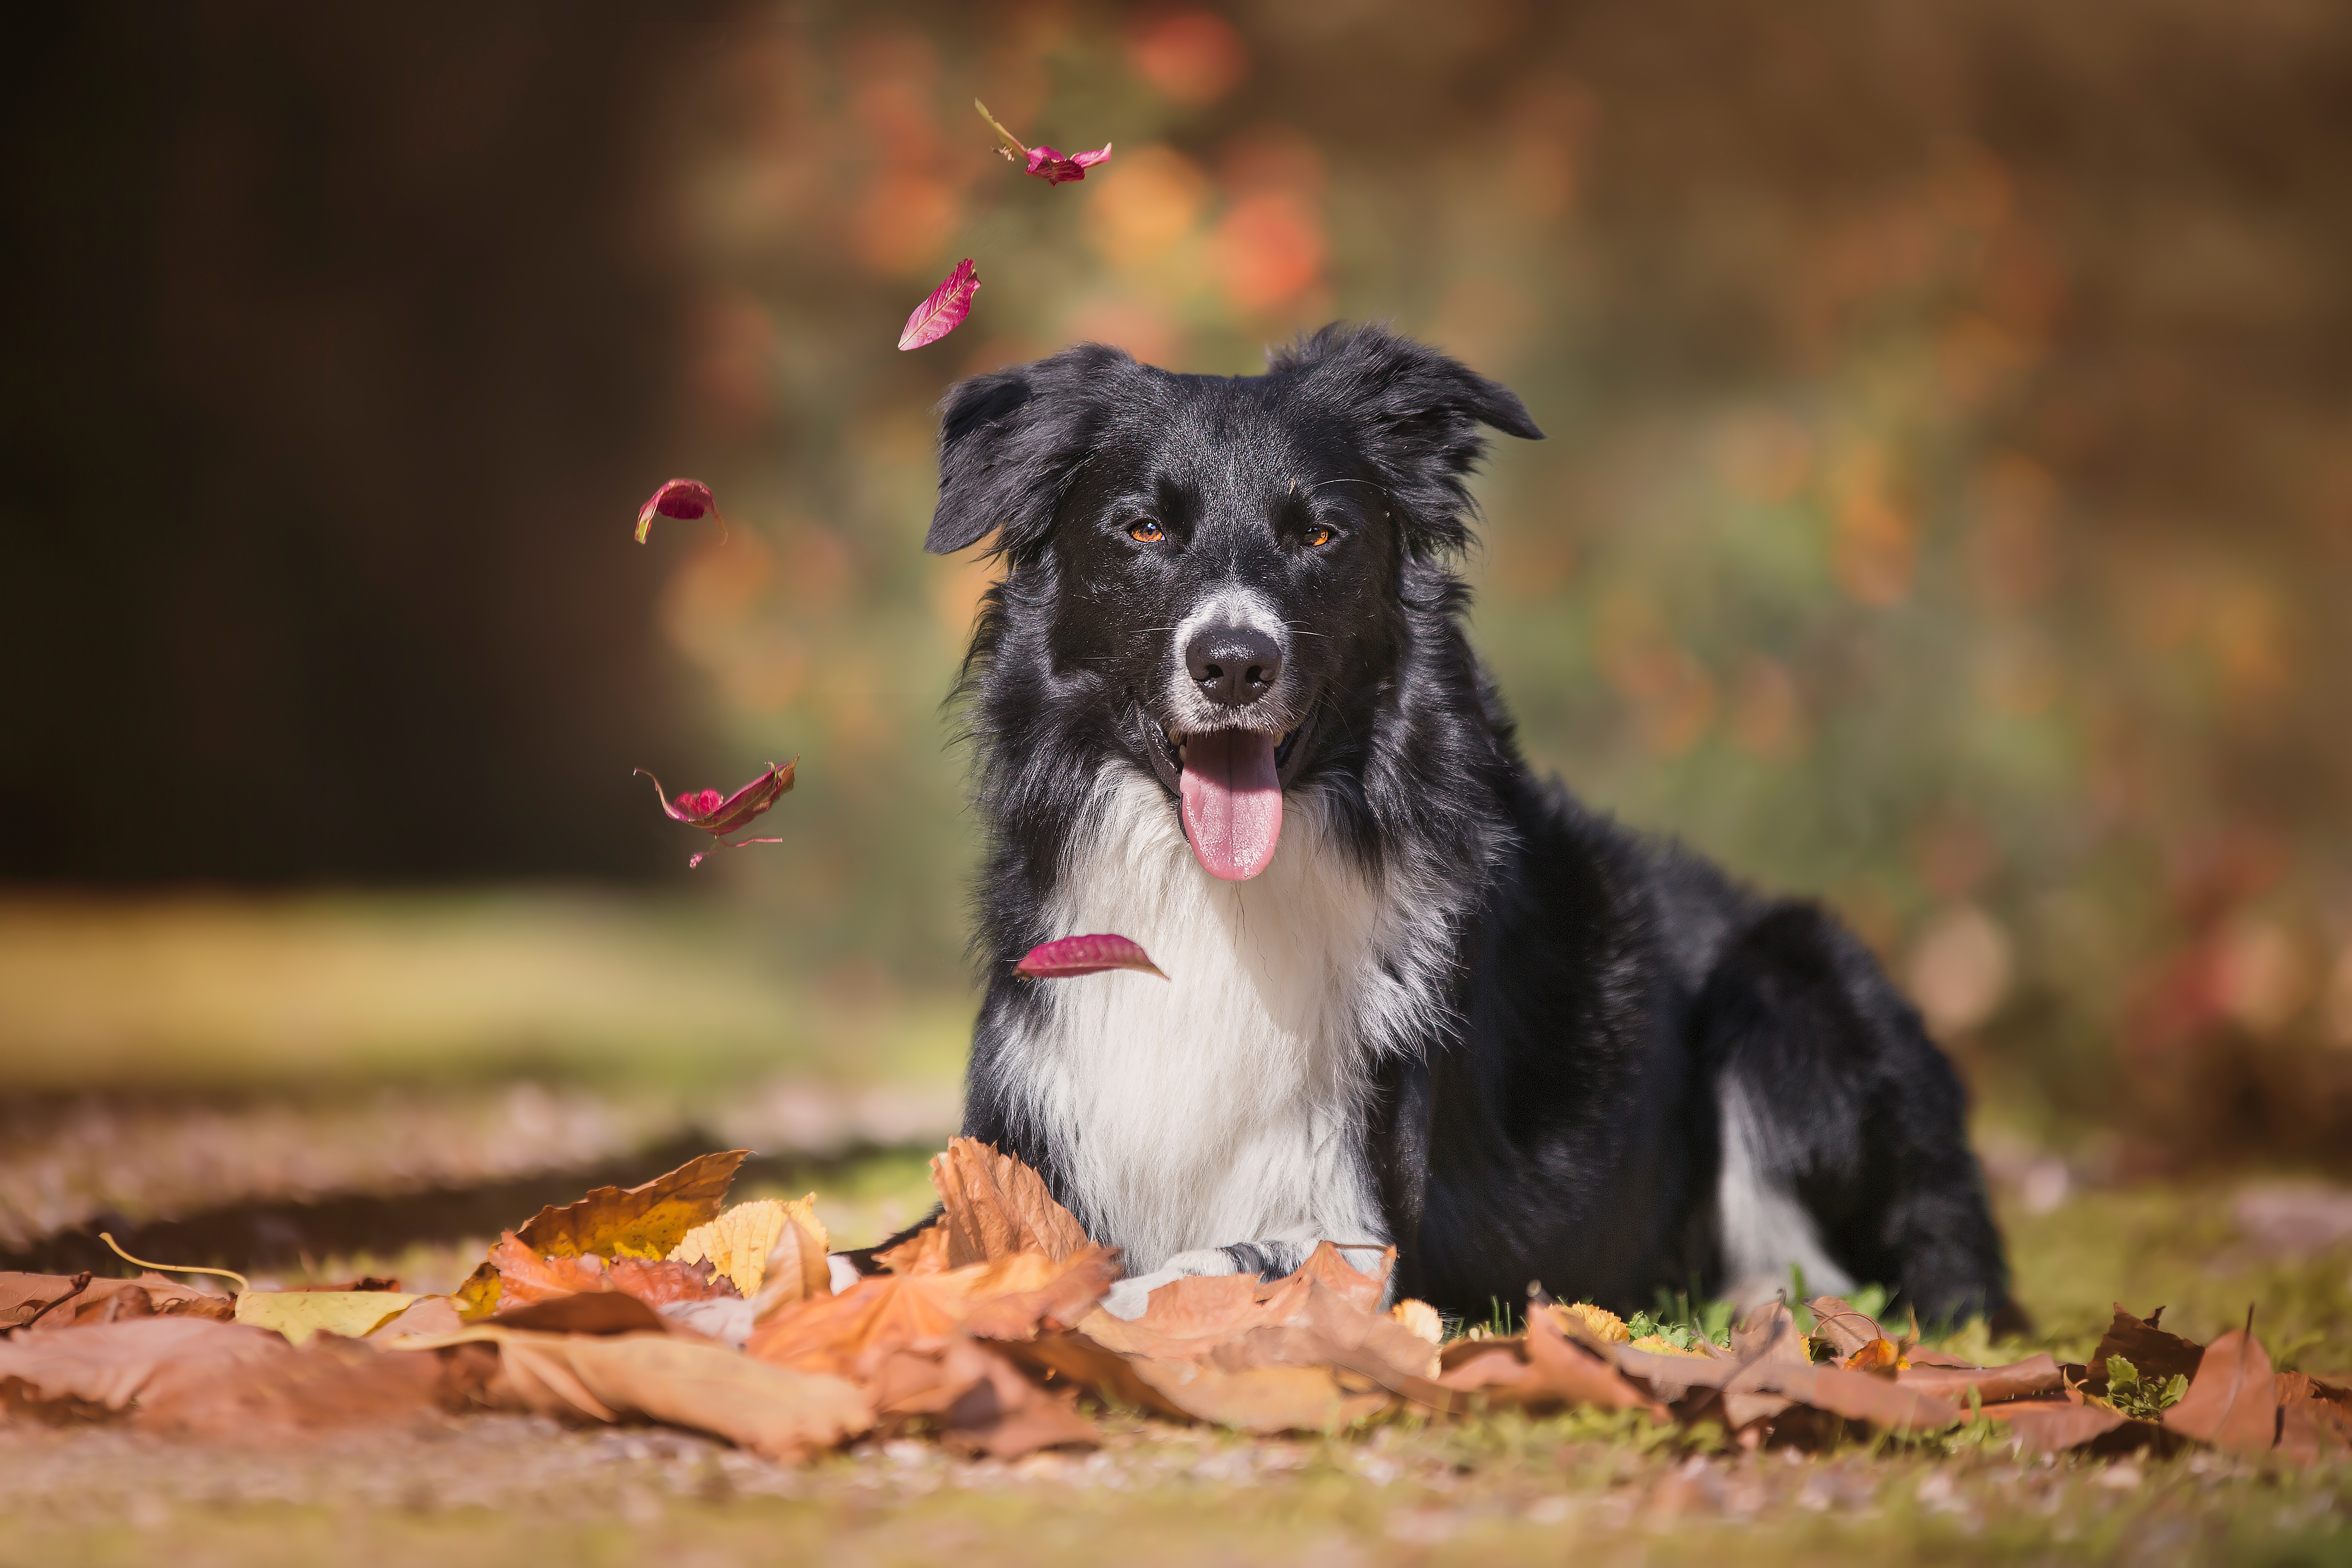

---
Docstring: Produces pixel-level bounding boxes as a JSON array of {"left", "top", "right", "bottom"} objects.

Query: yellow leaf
[
  {"left": 234, "top": 1290, "right": 419, "bottom": 1344},
  {"left": 1553, "top": 1301, "right": 1631, "bottom": 1345},
  {"left": 750, "top": 1199, "right": 832, "bottom": 1320},
  {"left": 671, "top": 1198, "right": 792, "bottom": 1298},
  {"left": 453, "top": 1150, "right": 749, "bottom": 1320}
]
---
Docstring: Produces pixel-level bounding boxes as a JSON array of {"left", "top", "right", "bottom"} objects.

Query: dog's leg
[
  {"left": 1098, "top": 1224, "right": 1390, "bottom": 1319},
  {"left": 1693, "top": 903, "right": 2009, "bottom": 1326}
]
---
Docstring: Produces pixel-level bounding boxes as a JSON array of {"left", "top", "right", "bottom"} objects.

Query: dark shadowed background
[{"left": 4, "top": 0, "right": 2350, "bottom": 1243}]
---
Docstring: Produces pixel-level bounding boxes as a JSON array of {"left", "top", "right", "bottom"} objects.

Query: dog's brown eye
[
  {"left": 1305, "top": 525, "right": 1336, "bottom": 548},
  {"left": 1128, "top": 520, "right": 1164, "bottom": 543}
]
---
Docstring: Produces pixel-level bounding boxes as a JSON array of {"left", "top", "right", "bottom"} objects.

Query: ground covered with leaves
[{"left": 2, "top": 1134, "right": 2349, "bottom": 1567}]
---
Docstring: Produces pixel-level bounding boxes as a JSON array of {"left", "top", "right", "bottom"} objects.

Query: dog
[{"left": 921, "top": 322, "right": 2010, "bottom": 1327}]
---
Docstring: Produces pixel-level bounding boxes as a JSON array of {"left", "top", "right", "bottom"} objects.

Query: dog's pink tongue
[{"left": 1179, "top": 729, "right": 1282, "bottom": 881}]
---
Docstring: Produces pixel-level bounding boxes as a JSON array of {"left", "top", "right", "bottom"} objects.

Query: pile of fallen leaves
[{"left": 2, "top": 1142, "right": 2346, "bottom": 1467}]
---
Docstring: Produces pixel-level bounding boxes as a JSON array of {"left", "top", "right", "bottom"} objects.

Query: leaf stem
[{"left": 99, "top": 1231, "right": 250, "bottom": 1293}]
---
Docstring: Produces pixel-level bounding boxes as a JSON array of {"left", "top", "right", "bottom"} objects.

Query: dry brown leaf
[
  {"left": 750, "top": 1200, "right": 833, "bottom": 1318},
  {"left": 869, "top": 1331, "right": 1098, "bottom": 1458},
  {"left": 0, "top": 1318, "right": 286, "bottom": 1419},
  {"left": 670, "top": 1198, "right": 791, "bottom": 1299},
  {"left": 1076, "top": 1273, "right": 1270, "bottom": 1359},
  {"left": 492, "top": 1292, "right": 673, "bottom": 1337},
  {"left": 875, "top": 1223, "right": 954, "bottom": 1275},
  {"left": 2087, "top": 1302, "right": 2205, "bottom": 1393},
  {"left": 930, "top": 1137, "right": 1093, "bottom": 1265},
  {"left": 454, "top": 1150, "right": 748, "bottom": 1319},
  {"left": 367, "top": 1296, "right": 463, "bottom": 1339},
  {"left": 133, "top": 1332, "right": 447, "bottom": 1441},
  {"left": 1293, "top": 1243, "right": 1393, "bottom": 1313},
  {"left": 1807, "top": 1295, "right": 1886, "bottom": 1358},
  {"left": 0, "top": 1272, "right": 234, "bottom": 1330},
  {"left": 2275, "top": 1372, "right": 2352, "bottom": 1464},
  {"left": 1721, "top": 1299, "right": 1812, "bottom": 1428},
  {"left": 418, "top": 1327, "right": 871, "bottom": 1461},
  {"left": 1980, "top": 1390, "right": 2132, "bottom": 1452},
  {"left": 958, "top": 1247, "right": 1121, "bottom": 1341},
  {"left": 746, "top": 1247, "right": 1115, "bottom": 1379},
  {"left": 1760, "top": 1363, "right": 1962, "bottom": 1433},
  {"left": 2163, "top": 1322, "right": 2278, "bottom": 1455},
  {"left": 1896, "top": 1353, "right": 2062, "bottom": 1404}
]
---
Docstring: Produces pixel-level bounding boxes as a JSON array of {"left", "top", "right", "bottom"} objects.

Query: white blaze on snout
[{"left": 1168, "top": 587, "right": 1289, "bottom": 881}]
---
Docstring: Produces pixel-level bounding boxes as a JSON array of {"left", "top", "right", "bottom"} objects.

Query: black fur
[{"left": 925, "top": 323, "right": 2009, "bottom": 1324}]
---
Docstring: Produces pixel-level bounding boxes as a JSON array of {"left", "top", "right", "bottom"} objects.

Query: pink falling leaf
[
  {"left": 1014, "top": 934, "right": 1169, "bottom": 981},
  {"left": 634, "top": 479, "right": 721, "bottom": 544},
  {"left": 897, "top": 258, "right": 981, "bottom": 352},
  {"left": 976, "top": 99, "right": 1113, "bottom": 186},
  {"left": 635, "top": 759, "right": 796, "bottom": 868}
]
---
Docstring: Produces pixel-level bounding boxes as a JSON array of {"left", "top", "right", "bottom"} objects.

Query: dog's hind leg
[{"left": 1692, "top": 903, "right": 2009, "bottom": 1326}]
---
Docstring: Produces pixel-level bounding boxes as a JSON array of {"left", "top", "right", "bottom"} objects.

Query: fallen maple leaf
[
  {"left": 1014, "top": 933, "right": 1169, "bottom": 980},
  {"left": 413, "top": 1325, "right": 872, "bottom": 1461},
  {"left": 747, "top": 1248, "right": 1115, "bottom": 1381},
  {"left": 634, "top": 478, "right": 720, "bottom": 544},
  {"left": 974, "top": 99, "right": 1112, "bottom": 185},
  {"left": 454, "top": 1150, "right": 749, "bottom": 1320},
  {"left": 898, "top": 259, "right": 980, "bottom": 351},
  {"left": 636, "top": 761, "right": 796, "bottom": 868},
  {"left": 2163, "top": 1311, "right": 2279, "bottom": 1456},
  {"left": 1980, "top": 1390, "right": 2134, "bottom": 1452},
  {"left": 928, "top": 1136, "right": 1094, "bottom": 1267}
]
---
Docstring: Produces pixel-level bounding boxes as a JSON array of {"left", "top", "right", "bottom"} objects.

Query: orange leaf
[
  {"left": 929, "top": 1137, "right": 1093, "bottom": 1266},
  {"left": 1808, "top": 1295, "right": 1887, "bottom": 1358},
  {"left": 454, "top": 1151, "right": 748, "bottom": 1320}
]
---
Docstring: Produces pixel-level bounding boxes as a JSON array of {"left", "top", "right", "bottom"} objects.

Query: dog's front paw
[{"left": 1097, "top": 1246, "right": 1247, "bottom": 1320}]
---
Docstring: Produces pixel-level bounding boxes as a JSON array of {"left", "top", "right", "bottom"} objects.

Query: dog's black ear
[
  {"left": 927, "top": 343, "right": 1138, "bottom": 556},
  {"left": 1271, "top": 323, "right": 1543, "bottom": 555}
]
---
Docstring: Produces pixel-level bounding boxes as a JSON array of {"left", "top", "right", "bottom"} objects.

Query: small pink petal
[
  {"left": 635, "top": 479, "right": 720, "bottom": 543},
  {"left": 897, "top": 259, "right": 980, "bottom": 351},
  {"left": 1015, "top": 933, "right": 1169, "bottom": 980}
]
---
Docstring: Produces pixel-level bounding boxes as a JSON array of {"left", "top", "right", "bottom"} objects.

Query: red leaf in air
[
  {"left": 1015, "top": 934, "right": 1168, "bottom": 980},
  {"left": 1022, "top": 144, "right": 1113, "bottom": 185},
  {"left": 898, "top": 259, "right": 980, "bottom": 352},
  {"left": 634, "top": 760, "right": 797, "bottom": 867},
  {"left": 975, "top": 100, "right": 1113, "bottom": 187},
  {"left": 634, "top": 479, "right": 720, "bottom": 544}
]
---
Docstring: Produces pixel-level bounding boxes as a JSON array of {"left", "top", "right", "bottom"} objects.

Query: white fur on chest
[{"left": 999, "top": 770, "right": 1437, "bottom": 1273}]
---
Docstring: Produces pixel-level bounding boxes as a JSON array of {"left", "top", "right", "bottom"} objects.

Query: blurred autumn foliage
[{"left": 5, "top": 1, "right": 2351, "bottom": 1162}]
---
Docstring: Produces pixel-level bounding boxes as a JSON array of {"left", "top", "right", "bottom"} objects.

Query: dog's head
[{"left": 928, "top": 322, "right": 1540, "bottom": 882}]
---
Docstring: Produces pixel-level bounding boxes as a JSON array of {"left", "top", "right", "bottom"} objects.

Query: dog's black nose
[{"left": 1185, "top": 624, "right": 1283, "bottom": 707}]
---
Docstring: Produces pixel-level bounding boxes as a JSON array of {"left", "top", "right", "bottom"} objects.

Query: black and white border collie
[{"left": 923, "top": 323, "right": 2010, "bottom": 1326}]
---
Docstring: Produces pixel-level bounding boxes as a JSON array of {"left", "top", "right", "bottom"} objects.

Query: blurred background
[{"left": 5, "top": 0, "right": 2351, "bottom": 1316}]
